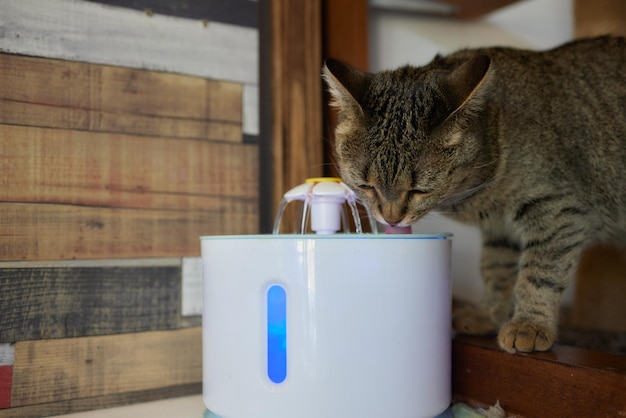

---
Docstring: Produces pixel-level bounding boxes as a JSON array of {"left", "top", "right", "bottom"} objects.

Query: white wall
[{"left": 368, "top": 0, "right": 575, "bottom": 304}]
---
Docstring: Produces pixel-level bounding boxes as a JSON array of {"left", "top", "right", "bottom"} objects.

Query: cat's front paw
[
  {"left": 453, "top": 306, "right": 498, "bottom": 335},
  {"left": 498, "top": 319, "right": 556, "bottom": 353}
]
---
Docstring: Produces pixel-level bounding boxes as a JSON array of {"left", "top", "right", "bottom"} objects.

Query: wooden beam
[
  {"left": 322, "top": 0, "right": 369, "bottom": 177},
  {"left": 575, "top": 0, "right": 626, "bottom": 38},
  {"left": 452, "top": 335, "right": 626, "bottom": 417},
  {"left": 322, "top": 0, "right": 369, "bottom": 71},
  {"left": 268, "top": 0, "right": 324, "bottom": 220}
]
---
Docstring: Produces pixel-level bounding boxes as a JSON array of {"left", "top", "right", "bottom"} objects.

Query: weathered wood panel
[
  {"left": 11, "top": 328, "right": 202, "bottom": 407},
  {"left": 243, "top": 84, "right": 260, "bottom": 136},
  {"left": 88, "top": 0, "right": 258, "bottom": 28},
  {"left": 453, "top": 335, "right": 626, "bottom": 418},
  {"left": 0, "top": 0, "right": 258, "bottom": 84},
  {"left": 0, "top": 383, "right": 201, "bottom": 417},
  {"left": 0, "top": 202, "right": 256, "bottom": 261},
  {"left": 0, "top": 1, "right": 260, "bottom": 415},
  {"left": 0, "top": 54, "right": 242, "bottom": 142},
  {"left": 0, "top": 98, "right": 241, "bottom": 143},
  {"left": 0, "top": 125, "right": 258, "bottom": 210},
  {"left": 0, "top": 123, "right": 258, "bottom": 260},
  {"left": 0, "top": 265, "right": 182, "bottom": 342},
  {"left": 0, "top": 258, "right": 180, "bottom": 269},
  {"left": 0, "top": 345, "right": 13, "bottom": 366}
]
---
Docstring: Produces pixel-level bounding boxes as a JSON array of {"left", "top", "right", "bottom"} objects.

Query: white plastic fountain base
[{"left": 201, "top": 233, "right": 451, "bottom": 418}]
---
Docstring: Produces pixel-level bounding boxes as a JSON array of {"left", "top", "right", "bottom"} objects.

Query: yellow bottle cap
[{"left": 304, "top": 177, "right": 342, "bottom": 184}]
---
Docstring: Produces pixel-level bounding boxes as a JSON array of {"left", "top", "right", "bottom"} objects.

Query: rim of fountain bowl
[{"left": 200, "top": 233, "right": 452, "bottom": 241}]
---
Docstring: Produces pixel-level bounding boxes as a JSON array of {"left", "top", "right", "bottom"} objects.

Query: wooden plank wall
[{"left": 0, "top": 0, "right": 260, "bottom": 415}]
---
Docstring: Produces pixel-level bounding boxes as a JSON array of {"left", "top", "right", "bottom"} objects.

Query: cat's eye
[
  {"left": 357, "top": 184, "right": 376, "bottom": 194},
  {"left": 408, "top": 189, "right": 431, "bottom": 197}
]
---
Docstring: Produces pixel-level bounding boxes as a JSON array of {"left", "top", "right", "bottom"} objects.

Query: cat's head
[{"left": 323, "top": 55, "right": 494, "bottom": 226}]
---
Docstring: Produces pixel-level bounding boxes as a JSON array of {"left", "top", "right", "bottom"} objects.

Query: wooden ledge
[{"left": 452, "top": 335, "right": 626, "bottom": 417}]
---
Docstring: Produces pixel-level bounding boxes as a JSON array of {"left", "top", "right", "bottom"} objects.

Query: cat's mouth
[
  {"left": 372, "top": 211, "right": 415, "bottom": 229},
  {"left": 381, "top": 220, "right": 411, "bottom": 228},
  {"left": 371, "top": 207, "right": 410, "bottom": 228}
]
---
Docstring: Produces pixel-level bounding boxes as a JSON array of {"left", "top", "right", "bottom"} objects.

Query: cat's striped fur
[{"left": 323, "top": 36, "right": 626, "bottom": 353}]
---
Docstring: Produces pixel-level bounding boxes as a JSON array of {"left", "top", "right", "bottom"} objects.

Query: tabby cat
[{"left": 323, "top": 36, "right": 626, "bottom": 353}]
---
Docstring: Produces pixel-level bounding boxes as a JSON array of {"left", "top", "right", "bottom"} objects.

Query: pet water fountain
[{"left": 201, "top": 178, "right": 452, "bottom": 418}]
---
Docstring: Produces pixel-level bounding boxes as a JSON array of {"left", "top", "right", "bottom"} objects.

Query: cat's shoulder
[
  {"left": 444, "top": 35, "right": 625, "bottom": 63},
  {"left": 549, "top": 35, "right": 625, "bottom": 53},
  {"left": 433, "top": 35, "right": 625, "bottom": 78}
]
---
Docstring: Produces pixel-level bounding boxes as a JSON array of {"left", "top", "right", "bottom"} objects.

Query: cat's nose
[{"left": 379, "top": 203, "right": 404, "bottom": 226}]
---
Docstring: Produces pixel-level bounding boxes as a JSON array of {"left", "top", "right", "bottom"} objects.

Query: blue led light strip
[{"left": 267, "top": 285, "right": 287, "bottom": 383}]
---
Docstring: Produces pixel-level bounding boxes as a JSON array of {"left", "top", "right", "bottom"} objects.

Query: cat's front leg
[
  {"left": 453, "top": 236, "right": 519, "bottom": 336},
  {"left": 498, "top": 238, "right": 583, "bottom": 353}
]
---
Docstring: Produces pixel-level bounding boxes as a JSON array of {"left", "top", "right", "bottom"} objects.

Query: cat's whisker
[
  {"left": 435, "top": 179, "right": 492, "bottom": 210},
  {"left": 415, "top": 212, "right": 450, "bottom": 225},
  {"left": 427, "top": 209, "right": 460, "bottom": 218},
  {"left": 472, "top": 159, "right": 498, "bottom": 169},
  {"left": 426, "top": 211, "right": 455, "bottom": 221}
]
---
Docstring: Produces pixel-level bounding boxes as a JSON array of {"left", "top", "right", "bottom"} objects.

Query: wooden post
[
  {"left": 263, "top": 0, "right": 324, "bottom": 231},
  {"left": 574, "top": 0, "right": 626, "bottom": 38},
  {"left": 322, "top": 0, "right": 369, "bottom": 178}
]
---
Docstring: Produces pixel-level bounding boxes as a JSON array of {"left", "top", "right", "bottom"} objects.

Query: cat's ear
[
  {"left": 323, "top": 59, "right": 372, "bottom": 116},
  {"left": 440, "top": 55, "right": 491, "bottom": 112},
  {"left": 437, "top": 55, "right": 492, "bottom": 145}
]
